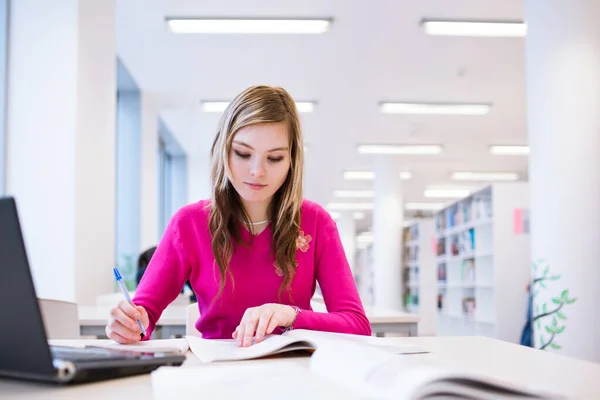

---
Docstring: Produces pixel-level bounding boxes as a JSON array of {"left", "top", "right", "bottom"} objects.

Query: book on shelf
[{"left": 152, "top": 332, "right": 564, "bottom": 400}]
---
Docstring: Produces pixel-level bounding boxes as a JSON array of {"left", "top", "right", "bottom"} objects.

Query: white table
[
  {"left": 2, "top": 336, "right": 600, "bottom": 398},
  {"left": 310, "top": 300, "right": 419, "bottom": 336},
  {"left": 78, "top": 305, "right": 188, "bottom": 339}
]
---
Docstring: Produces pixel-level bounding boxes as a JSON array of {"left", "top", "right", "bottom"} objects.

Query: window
[
  {"left": 157, "top": 137, "right": 172, "bottom": 234},
  {"left": 0, "top": 0, "right": 8, "bottom": 196},
  {"left": 157, "top": 120, "right": 187, "bottom": 238},
  {"left": 115, "top": 59, "right": 141, "bottom": 289}
]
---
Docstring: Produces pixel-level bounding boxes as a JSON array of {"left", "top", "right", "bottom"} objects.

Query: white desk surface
[
  {"left": 2, "top": 335, "right": 600, "bottom": 399},
  {"left": 309, "top": 300, "right": 419, "bottom": 324}
]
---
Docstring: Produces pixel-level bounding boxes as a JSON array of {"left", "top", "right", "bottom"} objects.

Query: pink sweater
[{"left": 133, "top": 199, "right": 371, "bottom": 339}]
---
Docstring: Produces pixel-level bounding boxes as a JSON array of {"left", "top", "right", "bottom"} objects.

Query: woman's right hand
[{"left": 105, "top": 300, "right": 149, "bottom": 344}]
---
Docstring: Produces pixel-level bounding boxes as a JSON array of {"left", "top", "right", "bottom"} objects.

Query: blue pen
[{"left": 113, "top": 268, "right": 147, "bottom": 339}]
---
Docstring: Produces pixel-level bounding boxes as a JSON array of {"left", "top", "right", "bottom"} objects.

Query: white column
[
  {"left": 6, "top": 0, "right": 116, "bottom": 304},
  {"left": 372, "top": 155, "right": 403, "bottom": 309},
  {"left": 526, "top": 0, "right": 600, "bottom": 362},
  {"left": 187, "top": 154, "right": 211, "bottom": 204},
  {"left": 337, "top": 211, "right": 357, "bottom": 275},
  {"left": 140, "top": 92, "right": 158, "bottom": 250}
]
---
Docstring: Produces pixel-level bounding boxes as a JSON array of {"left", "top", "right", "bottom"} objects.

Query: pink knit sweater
[{"left": 133, "top": 199, "right": 371, "bottom": 339}]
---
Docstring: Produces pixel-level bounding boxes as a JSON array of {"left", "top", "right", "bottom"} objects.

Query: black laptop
[{"left": 0, "top": 197, "right": 185, "bottom": 384}]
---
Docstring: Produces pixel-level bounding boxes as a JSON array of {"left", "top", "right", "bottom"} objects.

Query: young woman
[{"left": 106, "top": 85, "right": 371, "bottom": 347}]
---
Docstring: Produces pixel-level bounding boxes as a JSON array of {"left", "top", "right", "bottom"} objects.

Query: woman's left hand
[{"left": 233, "top": 303, "right": 297, "bottom": 347}]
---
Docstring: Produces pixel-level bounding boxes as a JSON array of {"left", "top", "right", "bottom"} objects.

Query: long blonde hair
[{"left": 209, "top": 85, "right": 304, "bottom": 298}]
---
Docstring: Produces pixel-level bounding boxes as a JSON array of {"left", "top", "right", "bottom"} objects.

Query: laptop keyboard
[{"left": 50, "top": 346, "right": 142, "bottom": 362}]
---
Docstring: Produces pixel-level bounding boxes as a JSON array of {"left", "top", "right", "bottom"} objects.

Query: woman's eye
[
  {"left": 234, "top": 150, "right": 251, "bottom": 159},
  {"left": 268, "top": 157, "right": 284, "bottom": 163}
]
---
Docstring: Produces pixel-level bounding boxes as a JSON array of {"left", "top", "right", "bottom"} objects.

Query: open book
[
  {"left": 151, "top": 332, "right": 565, "bottom": 400},
  {"left": 308, "top": 335, "right": 565, "bottom": 400},
  {"left": 185, "top": 329, "right": 427, "bottom": 363}
]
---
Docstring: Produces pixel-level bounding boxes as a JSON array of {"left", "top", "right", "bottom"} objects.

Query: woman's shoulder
[
  {"left": 170, "top": 199, "right": 212, "bottom": 227},
  {"left": 300, "top": 199, "right": 332, "bottom": 223}
]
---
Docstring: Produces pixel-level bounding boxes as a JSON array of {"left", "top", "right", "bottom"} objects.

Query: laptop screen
[{"left": 0, "top": 197, "right": 55, "bottom": 377}]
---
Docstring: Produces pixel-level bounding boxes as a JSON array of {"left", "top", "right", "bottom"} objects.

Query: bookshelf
[
  {"left": 434, "top": 183, "right": 530, "bottom": 343},
  {"left": 403, "top": 219, "right": 437, "bottom": 336}
]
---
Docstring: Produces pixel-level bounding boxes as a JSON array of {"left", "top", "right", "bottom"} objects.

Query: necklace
[{"left": 249, "top": 219, "right": 269, "bottom": 226}]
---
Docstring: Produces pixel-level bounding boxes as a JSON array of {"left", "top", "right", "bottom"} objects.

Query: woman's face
[{"left": 228, "top": 122, "right": 292, "bottom": 210}]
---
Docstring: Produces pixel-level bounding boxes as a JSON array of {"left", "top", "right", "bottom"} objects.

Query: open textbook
[
  {"left": 307, "top": 335, "right": 565, "bottom": 400},
  {"left": 50, "top": 330, "right": 424, "bottom": 360},
  {"left": 185, "top": 329, "right": 427, "bottom": 363},
  {"left": 150, "top": 332, "right": 565, "bottom": 400}
]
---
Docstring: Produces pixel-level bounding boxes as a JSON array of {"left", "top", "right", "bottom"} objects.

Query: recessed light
[
  {"left": 200, "top": 101, "right": 316, "bottom": 113},
  {"left": 343, "top": 171, "right": 412, "bottom": 180},
  {"left": 452, "top": 172, "right": 519, "bottom": 181},
  {"left": 421, "top": 19, "right": 526, "bottom": 37},
  {"left": 357, "top": 144, "right": 442, "bottom": 155},
  {"left": 333, "top": 190, "right": 374, "bottom": 199},
  {"left": 326, "top": 202, "right": 373, "bottom": 211},
  {"left": 380, "top": 102, "right": 491, "bottom": 115},
  {"left": 167, "top": 18, "right": 332, "bottom": 34},
  {"left": 405, "top": 202, "right": 446, "bottom": 211},
  {"left": 424, "top": 189, "right": 471, "bottom": 198},
  {"left": 489, "top": 145, "right": 529, "bottom": 155}
]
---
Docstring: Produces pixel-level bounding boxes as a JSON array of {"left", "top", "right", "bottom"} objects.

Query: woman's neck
[{"left": 241, "top": 199, "right": 270, "bottom": 224}]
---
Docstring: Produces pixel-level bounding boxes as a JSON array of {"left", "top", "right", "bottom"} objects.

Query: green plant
[{"left": 532, "top": 259, "right": 576, "bottom": 351}]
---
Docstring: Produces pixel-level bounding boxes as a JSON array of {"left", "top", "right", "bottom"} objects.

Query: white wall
[{"left": 6, "top": 0, "right": 116, "bottom": 304}]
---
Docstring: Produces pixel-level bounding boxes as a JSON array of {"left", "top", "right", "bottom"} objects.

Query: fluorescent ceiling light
[
  {"left": 489, "top": 145, "right": 529, "bottom": 155},
  {"left": 356, "top": 231, "right": 373, "bottom": 244},
  {"left": 295, "top": 102, "right": 316, "bottom": 113},
  {"left": 334, "top": 190, "right": 374, "bottom": 199},
  {"left": 167, "top": 18, "right": 332, "bottom": 34},
  {"left": 405, "top": 202, "right": 446, "bottom": 211},
  {"left": 424, "top": 189, "right": 471, "bottom": 198},
  {"left": 357, "top": 144, "right": 442, "bottom": 155},
  {"left": 380, "top": 102, "right": 491, "bottom": 115},
  {"left": 329, "top": 211, "right": 366, "bottom": 220},
  {"left": 329, "top": 211, "right": 340, "bottom": 220},
  {"left": 353, "top": 212, "right": 365, "bottom": 220},
  {"left": 201, "top": 101, "right": 316, "bottom": 113},
  {"left": 343, "top": 171, "right": 412, "bottom": 180},
  {"left": 326, "top": 202, "right": 373, "bottom": 211},
  {"left": 422, "top": 19, "right": 526, "bottom": 37},
  {"left": 452, "top": 172, "right": 519, "bottom": 181}
]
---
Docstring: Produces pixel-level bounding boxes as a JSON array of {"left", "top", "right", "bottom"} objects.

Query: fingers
[
  {"left": 265, "top": 315, "right": 280, "bottom": 335},
  {"left": 106, "top": 302, "right": 148, "bottom": 344},
  {"left": 135, "top": 305, "right": 149, "bottom": 332},
  {"left": 242, "top": 318, "right": 258, "bottom": 347},
  {"left": 106, "top": 314, "right": 142, "bottom": 343},
  {"left": 111, "top": 304, "right": 140, "bottom": 331},
  {"left": 255, "top": 314, "right": 273, "bottom": 343},
  {"left": 106, "top": 327, "right": 139, "bottom": 344},
  {"left": 118, "top": 300, "right": 142, "bottom": 323},
  {"left": 236, "top": 308, "right": 259, "bottom": 347}
]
